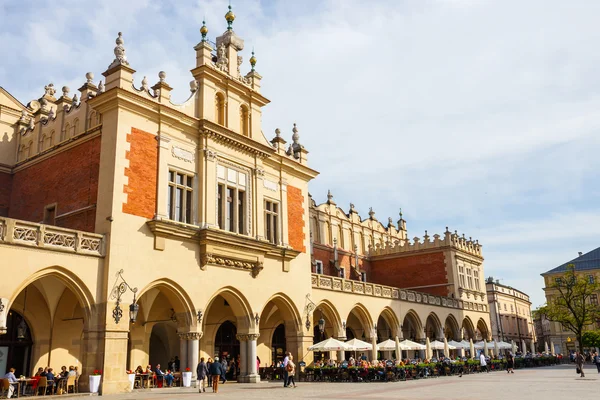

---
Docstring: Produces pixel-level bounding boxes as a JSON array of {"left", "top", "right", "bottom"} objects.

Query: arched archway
[
  {"left": 444, "top": 315, "right": 461, "bottom": 340},
  {"left": 7, "top": 267, "right": 95, "bottom": 377},
  {"left": 401, "top": 310, "right": 423, "bottom": 341},
  {"left": 345, "top": 304, "right": 374, "bottom": 342},
  {"left": 462, "top": 317, "right": 475, "bottom": 340},
  {"left": 312, "top": 300, "right": 342, "bottom": 342},
  {"left": 425, "top": 313, "right": 443, "bottom": 340},
  {"left": 476, "top": 319, "right": 490, "bottom": 341}
]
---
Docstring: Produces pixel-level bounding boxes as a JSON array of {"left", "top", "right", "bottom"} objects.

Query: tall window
[
  {"left": 167, "top": 171, "right": 193, "bottom": 223},
  {"left": 43, "top": 204, "right": 56, "bottom": 225},
  {"left": 504, "top": 304, "right": 507, "bottom": 311},
  {"left": 215, "top": 93, "right": 225, "bottom": 125},
  {"left": 361, "top": 272, "right": 367, "bottom": 282},
  {"left": 466, "top": 268, "right": 473, "bottom": 289},
  {"left": 591, "top": 294, "right": 598, "bottom": 305},
  {"left": 473, "top": 270, "right": 480, "bottom": 291},
  {"left": 264, "top": 200, "right": 279, "bottom": 244},
  {"left": 217, "top": 165, "right": 247, "bottom": 234},
  {"left": 240, "top": 105, "right": 249, "bottom": 136},
  {"left": 458, "top": 265, "right": 466, "bottom": 288},
  {"left": 340, "top": 268, "right": 345, "bottom": 279}
]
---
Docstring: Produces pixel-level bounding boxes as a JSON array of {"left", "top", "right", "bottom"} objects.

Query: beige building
[
  {"left": 541, "top": 247, "right": 600, "bottom": 354},
  {"left": 485, "top": 277, "right": 535, "bottom": 352},
  {"left": 0, "top": 8, "right": 491, "bottom": 394}
]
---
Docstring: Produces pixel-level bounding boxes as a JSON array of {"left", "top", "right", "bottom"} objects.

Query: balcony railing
[
  {"left": 0, "top": 217, "right": 104, "bottom": 257},
  {"left": 312, "top": 273, "right": 488, "bottom": 312}
]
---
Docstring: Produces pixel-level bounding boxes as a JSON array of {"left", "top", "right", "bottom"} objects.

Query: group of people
[
  {"left": 195, "top": 357, "right": 236, "bottom": 393},
  {"left": 2, "top": 365, "right": 79, "bottom": 397}
]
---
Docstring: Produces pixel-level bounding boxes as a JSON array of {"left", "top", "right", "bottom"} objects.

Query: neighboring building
[
  {"left": 541, "top": 247, "right": 600, "bottom": 355},
  {"left": 485, "top": 277, "right": 535, "bottom": 352},
  {"left": 532, "top": 309, "right": 551, "bottom": 353},
  {"left": 0, "top": 8, "right": 491, "bottom": 394}
]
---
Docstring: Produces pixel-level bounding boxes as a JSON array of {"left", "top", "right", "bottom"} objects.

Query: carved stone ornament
[
  {"left": 178, "top": 332, "right": 203, "bottom": 340},
  {"left": 20, "top": 109, "right": 28, "bottom": 122},
  {"left": 28, "top": 117, "right": 35, "bottom": 130},
  {"left": 190, "top": 80, "right": 199, "bottom": 92},
  {"left": 255, "top": 168, "right": 265, "bottom": 177},
  {"left": 203, "top": 148, "right": 218, "bottom": 161},
  {"left": 108, "top": 32, "right": 129, "bottom": 69},
  {"left": 201, "top": 253, "right": 263, "bottom": 278},
  {"left": 141, "top": 76, "right": 149, "bottom": 91},
  {"left": 237, "top": 55, "right": 243, "bottom": 77},
  {"left": 216, "top": 43, "right": 228, "bottom": 72},
  {"left": 97, "top": 81, "right": 105, "bottom": 94},
  {"left": 44, "top": 83, "right": 56, "bottom": 97}
]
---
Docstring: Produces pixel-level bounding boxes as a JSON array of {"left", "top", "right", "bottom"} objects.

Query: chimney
[{"left": 578, "top": 252, "right": 583, "bottom": 257}]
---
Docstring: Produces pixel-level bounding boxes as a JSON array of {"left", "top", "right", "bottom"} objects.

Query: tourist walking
[
  {"left": 575, "top": 351, "right": 585, "bottom": 378},
  {"left": 209, "top": 358, "right": 224, "bottom": 393},
  {"left": 479, "top": 352, "right": 489, "bottom": 373},
  {"left": 220, "top": 357, "right": 228, "bottom": 384},
  {"left": 282, "top": 352, "right": 290, "bottom": 387},
  {"left": 506, "top": 353, "right": 515, "bottom": 373},
  {"left": 286, "top": 355, "right": 297, "bottom": 388},
  {"left": 197, "top": 357, "right": 209, "bottom": 393},
  {"left": 593, "top": 352, "right": 600, "bottom": 374}
]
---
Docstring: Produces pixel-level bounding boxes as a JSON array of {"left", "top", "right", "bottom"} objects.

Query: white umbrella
[
  {"left": 483, "top": 340, "right": 489, "bottom": 356},
  {"left": 497, "top": 341, "right": 513, "bottom": 350},
  {"left": 530, "top": 341, "right": 535, "bottom": 354},
  {"left": 443, "top": 337, "right": 450, "bottom": 357},
  {"left": 395, "top": 336, "right": 402, "bottom": 361},
  {"left": 474, "top": 341, "right": 485, "bottom": 349},
  {"left": 399, "top": 339, "right": 426, "bottom": 350},
  {"left": 448, "top": 340, "right": 466, "bottom": 349},
  {"left": 430, "top": 340, "right": 455, "bottom": 350},
  {"left": 309, "top": 337, "right": 350, "bottom": 351},
  {"left": 494, "top": 340, "right": 499, "bottom": 357},
  {"left": 426, "top": 337, "right": 432, "bottom": 359},
  {"left": 521, "top": 339, "right": 527, "bottom": 354},
  {"left": 544, "top": 342, "right": 549, "bottom": 353},
  {"left": 345, "top": 338, "right": 373, "bottom": 350},
  {"left": 550, "top": 341, "right": 555, "bottom": 355},
  {"left": 377, "top": 339, "right": 397, "bottom": 351},
  {"left": 469, "top": 338, "right": 475, "bottom": 358}
]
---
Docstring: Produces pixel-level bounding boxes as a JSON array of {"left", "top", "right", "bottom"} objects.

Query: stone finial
[
  {"left": 369, "top": 207, "right": 376, "bottom": 220},
  {"left": 62, "top": 86, "right": 70, "bottom": 97},
  {"left": 250, "top": 50, "right": 256, "bottom": 71},
  {"left": 40, "top": 98, "right": 49, "bottom": 111},
  {"left": 225, "top": 4, "right": 235, "bottom": 30},
  {"left": 349, "top": 203, "right": 356, "bottom": 213},
  {"left": 275, "top": 128, "right": 281, "bottom": 138},
  {"left": 86, "top": 72, "right": 94, "bottom": 84},
  {"left": 399, "top": 208, "right": 403, "bottom": 219},
  {"left": 327, "top": 189, "right": 334, "bottom": 204},
  {"left": 44, "top": 83, "right": 56, "bottom": 97},
  {"left": 72, "top": 93, "right": 79, "bottom": 104},
  {"left": 28, "top": 116, "right": 35, "bottom": 130},
  {"left": 158, "top": 71, "right": 167, "bottom": 83},
  {"left": 292, "top": 123, "right": 299, "bottom": 143},
  {"left": 141, "top": 76, "right": 149, "bottom": 91},
  {"left": 97, "top": 81, "right": 105, "bottom": 94},
  {"left": 190, "top": 80, "right": 198, "bottom": 92},
  {"left": 388, "top": 217, "right": 393, "bottom": 227},
  {"left": 108, "top": 32, "right": 129, "bottom": 69},
  {"left": 200, "top": 19, "right": 208, "bottom": 42}
]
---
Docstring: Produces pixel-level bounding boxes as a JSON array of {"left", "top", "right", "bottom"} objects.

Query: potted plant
[
  {"left": 182, "top": 367, "right": 192, "bottom": 387},
  {"left": 127, "top": 370, "right": 136, "bottom": 390},
  {"left": 89, "top": 370, "right": 102, "bottom": 393}
]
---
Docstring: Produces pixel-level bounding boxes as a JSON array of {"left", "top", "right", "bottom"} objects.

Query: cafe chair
[
  {"left": 65, "top": 375, "right": 76, "bottom": 394},
  {"left": 0, "top": 378, "right": 20, "bottom": 399},
  {"left": 35, "top": 376, "right": 54, "bottom": 396}
]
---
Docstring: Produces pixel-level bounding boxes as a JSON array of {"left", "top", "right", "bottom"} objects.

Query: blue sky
[{"left": 2, "top": 0, "right": 600, "bottom": 307}]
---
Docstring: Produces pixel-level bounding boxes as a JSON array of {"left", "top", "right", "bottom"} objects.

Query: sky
[{"left": 2, "top": 0, "right": 600, "bottom": 308}]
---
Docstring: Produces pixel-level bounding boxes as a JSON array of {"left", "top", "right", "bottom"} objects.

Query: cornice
[
  {"left": 200, "top": 119, "right": 274, "bottom": 160},
  {"left": 455, "top": 254, "right": 483, "bottom": 265}
]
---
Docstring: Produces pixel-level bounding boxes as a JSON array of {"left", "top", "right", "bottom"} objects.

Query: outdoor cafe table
[{"left": 16, "top": 378, "right": 36, "bottom": 397}]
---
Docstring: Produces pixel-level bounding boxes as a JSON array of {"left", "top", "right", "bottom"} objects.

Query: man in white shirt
[
  {"left": 282, "top": 352, "right": 290, "bottom": 387},
  {"left": 479, "top": 353, "right": 489, "bottom": 373},
  {"left": 4, "top": 368, "right": 19, "bottom": 398}
]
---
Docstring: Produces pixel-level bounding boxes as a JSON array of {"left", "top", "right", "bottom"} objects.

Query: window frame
[
  {"left": 264, "top": 199, "right": 280, "bottom": 245},
  {"left": 167, "top": 170, "right": 194, "bottom": 224},
  {"left": 216, "top": 164, "right": 249, "bottom": 235},
  {"left": 315, "top": 260, "right": 324, "bottom": 274}
]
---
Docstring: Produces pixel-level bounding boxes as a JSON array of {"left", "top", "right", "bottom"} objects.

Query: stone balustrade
[
  {"left": 312, "top": 273, "right": 488, "bottom": 313},
  {"left": 0, "top": 217, "right": 104, "bottom": 257}
]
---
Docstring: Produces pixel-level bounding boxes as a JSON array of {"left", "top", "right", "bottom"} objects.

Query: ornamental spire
[
  {"left": 225, "top": 4, "right": 235, "bottom": 30},
  {"left": 250, "top": 49, "right": 256, "bottom": 71},
  {"left": 200, "top": 19, "right": 208, "bottom": 42}
]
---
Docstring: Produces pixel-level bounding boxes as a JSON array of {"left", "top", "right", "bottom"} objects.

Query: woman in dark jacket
[
  {"left": 197, "top": 357, "right": 209, "bottom": 393},
  {"left": 507, "top": 353, "right": 515, "bottom": 373}
]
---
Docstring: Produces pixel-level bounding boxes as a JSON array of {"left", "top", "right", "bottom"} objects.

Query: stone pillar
[
  {"left": 179, "top": 334, "right": 188, "bottom": 373},
  {"left": 246, "top": 333, "right": 260, "bottom": 383},
  {"left": 187, "top": 333, "right": 201, "bottom": 379},
  {"left": 236, "top": 334, "right": 248, "bottom": 381}
]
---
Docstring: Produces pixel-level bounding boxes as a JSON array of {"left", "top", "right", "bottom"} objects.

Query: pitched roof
[{"left": 542, "top": 246, "right": 600, "bottom": 275}]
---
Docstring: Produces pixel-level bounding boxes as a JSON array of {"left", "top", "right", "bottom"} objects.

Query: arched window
[
  {"left": 73, "top": 118, "right": 80, "bottom": 136},
  {"left": 18, "top": 145, "right": 25, "bottom": 162},
  {"left": 88, "top": 111, "right": 96, "bottom": 128},
  {"left": 239, "top": 105, "right": 249, "bottom": 136},
  {"left": 47, "top": 130, "right": 55, "bottom": 149},
  {"left": 26, "top": 141, "right": 33, "bottom": 158},
  {"left": 64, "top": 123, "right": 71, "bottom": 141},
  {"left": 215, "top": 93, "right": 226, "bottom": 125},
  {"left": 38, "top": 133, "right": 45, "bottom": 152}
]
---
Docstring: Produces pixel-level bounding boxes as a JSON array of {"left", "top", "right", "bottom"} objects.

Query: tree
[
  {"left": 582, "top": 330, "right": 600, "bottom": 349},
  {"left": 538, "top": 264, "right": 600, "bottom": 353}
]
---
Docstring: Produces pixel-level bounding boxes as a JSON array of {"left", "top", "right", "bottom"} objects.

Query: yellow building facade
[{"left": 0, "top": 11, "right": 491, "bottom": 394}]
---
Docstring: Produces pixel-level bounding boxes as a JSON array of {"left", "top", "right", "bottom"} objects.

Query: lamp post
[{"left": 110, "top": 269, "right": 139, "bottom": 324}]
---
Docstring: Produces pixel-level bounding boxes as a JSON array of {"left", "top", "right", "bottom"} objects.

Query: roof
[{"left": 542, "top": 246, "right": 600, "bottom": 275}]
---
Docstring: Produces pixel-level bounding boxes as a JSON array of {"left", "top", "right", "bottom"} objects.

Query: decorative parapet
[
  {"left": 369, "top": 228, "right": 482, "bottom": 259},
  {"left": 0, "top": 217, "right": 104, "bottom": 257},
  {"left": 311, "top": 273, "right": 487, "bottom": 313}
]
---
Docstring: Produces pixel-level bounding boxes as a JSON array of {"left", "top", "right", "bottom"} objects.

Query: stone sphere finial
[
  {"left": 158, "top": 71, "right": 166, "bottom": 82},
  {"left": 275, "top": 128, "right": 281, "bottom": 137},
  {"left": 62, "top": 86, "right": 70, "bottom": 97},
  {"left": 86, "top": 72, "right": 94, "bottom": 83},
  {"left": 116, "top": 32, "right": 124, "bottom": 45}
]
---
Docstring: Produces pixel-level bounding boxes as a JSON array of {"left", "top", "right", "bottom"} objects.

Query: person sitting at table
[
  {"left": 68, "top": 366, "right": 77, "bottom": 377},
  {"left": 154, "top": 364, "right": 173, "bottom": 387},
  {"left": 4, "top": 368, "right": 18, "bottom": 399},
  {"left": 135, "top": 365, "right": 144, "bottom": 374},
  {"left": 60, "top": 366, "right": 69, "bottom": 378},
  {"left": 34, "top": 367, "right": 44, "bottom": 377},
  {"left": 40, "top": 367, "right": 48, "bottom": 377}
]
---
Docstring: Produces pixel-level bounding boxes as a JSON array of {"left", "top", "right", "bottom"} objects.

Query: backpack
[{"left": 286, "top": 363, "right": 293, "bottom": 372}]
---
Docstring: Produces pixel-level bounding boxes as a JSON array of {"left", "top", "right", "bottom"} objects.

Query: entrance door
[
  {"left": 271, "top": 324, "right": 286, "bottom": 366},
  {"left": 0, "top": 311, "right": 33, "bottom": 376},
  {"left": 214, "top": 321, "right": 239, "bottom": 364}
]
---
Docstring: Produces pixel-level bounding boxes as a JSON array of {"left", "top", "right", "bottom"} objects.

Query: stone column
[
  {"left": 236, "top": 334, "right": 248, "bottom": 382},
  {"left": 246, "top": 333, "right": 260, "bottom": 383},
  {"left": 179, "top": 334, "right": 188, "bottom": 373},
  {"left": 188, "top": 333, "right": 201, "bottom": 379}
]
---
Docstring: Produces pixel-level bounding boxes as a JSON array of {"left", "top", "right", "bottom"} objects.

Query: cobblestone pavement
[{"left": 103, "top": 364, "right": 598, "bottom": 400}]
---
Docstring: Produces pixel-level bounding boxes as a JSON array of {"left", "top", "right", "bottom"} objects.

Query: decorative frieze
[
  {"left": 201, "top": 253, "right": 263, "bottom": 278},
  {"left": 172, "top": 146, "right": 195, "bottom": 163},
  {"left": 178, "top": 332, "right": 203, "bottom": 340}
]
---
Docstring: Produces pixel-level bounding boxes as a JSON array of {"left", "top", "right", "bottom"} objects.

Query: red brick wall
[
  {"left": 8, "top": 136, "right": 101, "bottom": 232},
  {"left": 122, "top": 128, "right": 157, "bottom": 219},
  {"left": 287, "top": 185, "right": 306, "bottom": 252},
  {"left": 313, "top": 245, "right": 371, "bottom": 279},
  {"left": 0, "top": 171, "right": 12, "bottom": 216},
  {"left": 369, "top": 251, "right": 449, "bottom": 296}
]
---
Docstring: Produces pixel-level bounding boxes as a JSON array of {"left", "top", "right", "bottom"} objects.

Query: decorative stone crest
[
  {"left": 61, "top": 86, "right": 70, "bottom": 98},
  {"left": 237, "top": 55, "right": 243, "bottom": 77},
  {"left": 216, "top": 43, "right": 228, "bottom": 72},
  {"left": 20, "top": 110, "right": 28, "bottom": 122},
  {"left": 254, "top": 168, "right": 265, "bottom": 178},
  {"left": 97, "top": 81, "right": 105, "bottom": 94},
  {"left": 108, "top": 32, "right": 129, "bottom": 69},
  {"left": 201, "top": 253, "right": 263, "bottom": 278},
  {"left": 44, "top": 83, "right": 56, "bottom": 97},
  {"left": 190, "top": 80, "right": 198, "bottom": 92},
  {"left": 28, "top": 116, "right": 35, "bottom": 130}
]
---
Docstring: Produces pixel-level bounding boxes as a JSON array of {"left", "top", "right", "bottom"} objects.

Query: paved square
[{"left": 104, "top": 365, "right": 598, "bottom": 400}]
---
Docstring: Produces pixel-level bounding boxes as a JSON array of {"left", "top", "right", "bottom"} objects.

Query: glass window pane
[
  {"left": 238, "top": 173, "right": 246, "bottom": 187},
  {"left": 227, "top": 169, "right": 236, "bottom": 183},
  {"left": 227, "top": 188, "right": 234, "bottom": 231},
  {"left": 238, "top": 190, "right": 245, "bottom": 234},
  {"left": 273, "top": 215, "right": 278, "bottom": 244},
  {"left": 187, "top": 176, "right": 193, "bottom": 187},
  {"left": 177, "top": 173, "right": 183, "bottom": 185},
  {"left": 169, "top": 171, "right": 175, "bottom": 182},
  {"left": 176, "top": 187, "right": 183, "bottom": 221},
  {"left": 266, "top": 214, "right": 272, "bottom": 243},
  {"left": 218, "top": 184, "right": 224, "bottom": 229},
  {"left": 186, "top": 189, "right": 192, "bottom": 223},
  {"left": 167, "top": 185, "right": 173, "bottom": 219}
]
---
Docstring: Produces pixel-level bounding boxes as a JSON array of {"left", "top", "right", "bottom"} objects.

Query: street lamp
[
  {"left": 318, "top": 313, "right": 325, "bottom": 337},
  {"left": 110, "top": 269, "right": 138, "bottom": 324}
]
